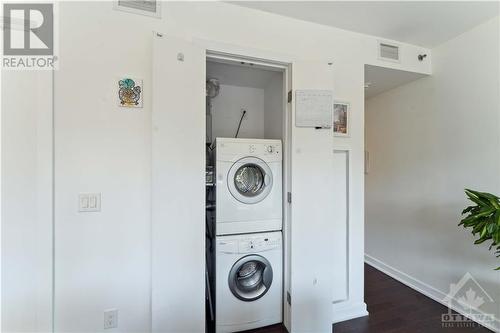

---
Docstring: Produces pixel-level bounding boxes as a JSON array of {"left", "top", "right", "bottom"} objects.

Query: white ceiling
[
  {"left": 207, "top": 60, "right": 282, "bottom": 89},
  {"left": 364, "top": 64, "right": 427, "bottom": 99},
  {"left": 231, "top": 1, "right": 499, "bottom": 48}
]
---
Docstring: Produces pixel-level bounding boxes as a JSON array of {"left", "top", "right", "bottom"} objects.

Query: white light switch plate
[{"left": 79, "top": 193, "right": 101, "bottom": 212}]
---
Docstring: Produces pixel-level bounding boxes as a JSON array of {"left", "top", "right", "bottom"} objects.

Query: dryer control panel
[{"left": 216, "top": 138, "right": 282, "bottom": 162}]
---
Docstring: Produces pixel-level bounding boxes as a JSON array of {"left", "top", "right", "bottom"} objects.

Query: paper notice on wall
[{"left": 295, "top": 90, "right": 334, "bottom": 128}]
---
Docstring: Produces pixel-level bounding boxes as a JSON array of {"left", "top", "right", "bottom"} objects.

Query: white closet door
[
  {"left": 152, "top": 34, "right": 206, "bottom": 333},
  {"left": 290, "top": 61, "right": 335, "bottom": 333}
]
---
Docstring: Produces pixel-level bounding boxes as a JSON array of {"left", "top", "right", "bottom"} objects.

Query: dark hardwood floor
[
  {"left": 333, "top": 264, "right": 492, "bottom": 333},
  {"left": 243, "top": 324, "right": 287, "bottom": 333},
  {"left": 246, "top": 264, "right": 492, "bottom": 333}
]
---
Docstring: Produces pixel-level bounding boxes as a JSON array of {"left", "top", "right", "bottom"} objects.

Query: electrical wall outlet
[
  {"left": 79, "top": 193, "right": 101, "bottom": 212},
  {"left": 104, "top": 309, "right": 118, "bottom": 329}
]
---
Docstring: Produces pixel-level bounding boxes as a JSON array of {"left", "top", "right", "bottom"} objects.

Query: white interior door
[
  {"left": 152, "top": 33, "right": 206, "bottom": 333},
  {"left": 290, "top": 61, "right": 336, "bottom": 333}
]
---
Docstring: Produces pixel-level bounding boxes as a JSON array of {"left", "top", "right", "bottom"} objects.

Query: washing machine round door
[
  {"left": 228, "top": 254, "right": 273, "bottom": 302},
  {"left": 227, "top": 157, "right": 273, "bottom": 204}
]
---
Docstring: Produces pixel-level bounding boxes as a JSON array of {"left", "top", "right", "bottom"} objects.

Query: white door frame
[{"left": 204, "top": 47, "right": 293, "bottom": 332}]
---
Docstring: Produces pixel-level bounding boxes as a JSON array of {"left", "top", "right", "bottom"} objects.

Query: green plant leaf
[
  {"left": 465, "top": 189, "right": 490, "bottom": 207},
  {"left": 472, "top": 221, "right": 487, "bottom": 234},
  {"left": 460, "top": 209, "right": 495, "bottom": 227},
  {"left": 470, "top": 189, "right": 500, "bottom": 209},
  {"left": 461, "top": 189, "right": 500, "bottom": 270},
  {"left": 474, "top": 237, "right": 488, "bottom": 245},
  {"left": 494, "top": 232, "right": 500, "bottom": 244},
  {"left": 462, "top": 206, "right": 476, "bottom": 215},
  {"left": 480, "top": 226, "right": 488, "bottom": 238}
]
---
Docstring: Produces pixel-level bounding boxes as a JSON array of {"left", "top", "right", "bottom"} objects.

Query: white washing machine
[
  {"left": 215, "top": 138, "right": 282, "bottom": 235},
  {"left": 216, "top": 231, "right": 282, "bottom": 333}
]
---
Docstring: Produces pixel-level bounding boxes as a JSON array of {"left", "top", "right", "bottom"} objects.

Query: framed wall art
[
  {"left": 117, "top": 77, "right": 143, "bottom": 108},
  {"left": 333, "top": 101, "right": 350, "bottom": 137}
]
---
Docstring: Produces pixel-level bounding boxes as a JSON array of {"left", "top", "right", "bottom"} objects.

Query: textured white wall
[{"left": 365, "top": 16, "right": 500, "bottom": 331}]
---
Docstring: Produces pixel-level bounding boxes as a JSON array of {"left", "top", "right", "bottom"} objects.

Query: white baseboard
[
  {"left": 365, "top": 254, "right": 499, "bottom": 333},
  {"left": 332, "top": 301, "right": 369, "bottom": 323}
]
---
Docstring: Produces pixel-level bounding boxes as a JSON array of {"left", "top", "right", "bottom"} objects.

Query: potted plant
[{"left": 460, "top": 189, "right": 500, "bottom": 270}]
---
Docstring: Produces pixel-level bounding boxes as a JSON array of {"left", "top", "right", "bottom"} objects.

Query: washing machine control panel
[{"left": 238, "top": 237, "right": 281, "bottom": 253}]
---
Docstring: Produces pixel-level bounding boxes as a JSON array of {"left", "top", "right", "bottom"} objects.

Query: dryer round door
[
  {"left": 228, "top": 254, "right": 273, "bottom": 302},
  {"left": 227, "top": 157, "right": 273, "bottom": 204}
]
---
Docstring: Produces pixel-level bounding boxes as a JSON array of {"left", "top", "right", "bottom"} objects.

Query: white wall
[
  {"left": 211, "top": 79, "right": 284, "bottom": 142},
  {"left": 1, "top": 71, "right": 53, "bottom": 333},
  {"left": 2, "top": 1, "right": 432, "bottom": 332},
  {"left": 54, "top": 4, "right": 152, "bottom": 331},
  {"left": 365, "top": 16, "right": 500, "bottom": 331},
  {"left": 208, "top": 62, "right": 284, "bottom": 142},
  {"left": 264, "top": 74, "right": 284, "bottom": 140},
  {"left": 211, "top": 85, "right": 265, "bottom": 141}
]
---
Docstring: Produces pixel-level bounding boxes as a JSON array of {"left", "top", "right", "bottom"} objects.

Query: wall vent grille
[
  {"left": 379, "top": 43, "right": 400, "bottom": 62},
  {"left": 115, "top": 0, "right": 160, "bottom": 17}
]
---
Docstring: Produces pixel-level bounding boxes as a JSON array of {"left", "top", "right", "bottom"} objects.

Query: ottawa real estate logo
[
  {"left": 441, "top": 272, "right": 495, "bottom": 329},
  {"left": 2, "top": 3, "right": 57, "bottom": 69}
]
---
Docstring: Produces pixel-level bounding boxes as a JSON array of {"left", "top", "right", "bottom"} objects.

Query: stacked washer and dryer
[{"left": 213, "top": 137, "right": 283, "bottom": 333}]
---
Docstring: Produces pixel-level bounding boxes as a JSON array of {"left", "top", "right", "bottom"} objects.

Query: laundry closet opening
[
  {"left": 205, "top": 59, "right": 285, "bottom": 143},
  {"left": 204, "top": 54, "right": 291, "bottom": 333}
]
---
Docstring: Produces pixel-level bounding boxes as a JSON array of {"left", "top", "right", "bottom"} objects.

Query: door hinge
[
  {"left": 287, "top": 192, "right": 292, "bottom": 203},
  {"left": 287, "top": 291, "right": 291, "bottom": 305},
  {"left": 287, "top": 90, "right": 292, "bottom": 103}
]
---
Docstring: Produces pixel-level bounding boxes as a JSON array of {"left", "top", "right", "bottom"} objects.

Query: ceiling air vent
[
  {"left": 379, "top": 42, "right": 400, "bottom": 62},
  {"left": 115, "top": 0, "right": 161, "bottom": 18}
]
